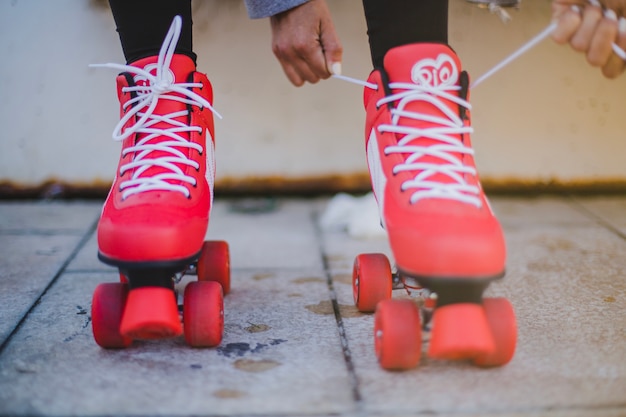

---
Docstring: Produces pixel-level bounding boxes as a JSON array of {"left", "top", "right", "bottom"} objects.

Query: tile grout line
[
  {"left": 0, "top": 216, "right": 99, "bottom": 356},
  {"left": 311, "top": 209, "right": 364, "bottom": 411},
  {"left": 0, "top": 229, "right": 85, "bottom": 236},
  {"left": 566, "top": 196, "right": 626, "bottom": 241}
]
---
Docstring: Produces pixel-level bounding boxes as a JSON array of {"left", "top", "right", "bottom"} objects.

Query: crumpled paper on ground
[{"left": 319, "top": 192, "right": 387, "bottom": 240}]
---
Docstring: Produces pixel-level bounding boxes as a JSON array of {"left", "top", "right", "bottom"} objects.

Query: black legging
[
  {"left": 108, "top": 0, "right": 448, "bottom": 68},
  {"left": 108, "top": 0, "right": 195, "bottom": 64},
  {"left": 362, "top": 0, "right": 448, "bottom": 68}
]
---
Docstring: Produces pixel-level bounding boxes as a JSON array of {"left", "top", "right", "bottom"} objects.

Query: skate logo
[{"left": 411, "top": 54, "right": 458, "bottom": 88}]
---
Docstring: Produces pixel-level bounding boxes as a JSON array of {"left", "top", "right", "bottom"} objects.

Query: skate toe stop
[{"left": 120, "top": 287, "right": 182, "bottom": 340}]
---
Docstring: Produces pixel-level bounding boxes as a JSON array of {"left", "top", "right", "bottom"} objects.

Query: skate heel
[
  {"left": 120, "top": 287, "right": 182, "bottom": 340},
  {"left": 428, "top": 303, "right": 495, "bottom": 360}
]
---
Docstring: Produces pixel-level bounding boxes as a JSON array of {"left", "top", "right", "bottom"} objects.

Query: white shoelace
[
  {"left": 377, "top": 82, "right": 481, "bottom": 207},
  {"left": 334, "top": 5, "right": 626, "bottom": 207},
  {"left": 334, "top": 77, "right": 481, "bottom": 207},
  {"left": 473, "top": 5, "right": 626, "bottom": 87},
  {"left": 90, "top": 16, "right": 221, "bottom": 199}
]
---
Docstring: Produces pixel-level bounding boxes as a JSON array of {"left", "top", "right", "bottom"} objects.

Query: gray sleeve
[{"left": 243, "top": 0, "right": 310, "bottom": 19}]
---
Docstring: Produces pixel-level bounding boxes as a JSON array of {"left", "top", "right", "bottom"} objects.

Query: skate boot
[
  {"left": 90, "top": 16, "right": 229, "bottom": 349},
  {"left": 351, "top": 43, "right": 516, "bottom": 370}
]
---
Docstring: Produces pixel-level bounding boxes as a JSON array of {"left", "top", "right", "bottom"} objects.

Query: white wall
[{"left": 1, "top": 0, "right": 625, "bottom": 192}]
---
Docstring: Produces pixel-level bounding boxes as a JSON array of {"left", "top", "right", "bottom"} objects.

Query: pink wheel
[
  {"left": 91, "top": 283, "right": 132, "bottom": 348},
  {"left": 353, "top": 253, "right": 392, "bottom": 312},
  {"left": 474, "top": 298, "right": 517, "bottom": 367},
  {"left": 197, "top": 241, "right": 231, "bottom": 295},
  {"left": 183, "top": 281, "right": 224, "bottom": 347},
  {"left": 374, "top": 299, "right": 422, "bottom": 370}
]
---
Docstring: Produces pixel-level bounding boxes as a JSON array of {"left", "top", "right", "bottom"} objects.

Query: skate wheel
[
  {"left": 374, "top": 299, "right": 422, "bottom": 370},
  {"left": 353, "top": 253, "right": 392, "bottom": 313},
  {"left": 197, "top": 241, "right": 231, "bottom": 295},
  {"left": 473, "top": 298, "right": 517, "bottom": 367},
  {"left": 428, "top": 303, "right": 495, "bottom": 361},
  {"left": 184, "top": 281, "right": 224, "bottom": 347},
  {"left": 91, "top": 283, "right": 132, "bottom": 348},
  {"left": 120, "top": 287, "right": 182, "bottom": 340}
]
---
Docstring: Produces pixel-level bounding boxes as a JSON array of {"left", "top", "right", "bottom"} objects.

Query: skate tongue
[
  {"left": 121, "top": 54, "right": 200, "bottom": 194},
  {"left": 382, "top": 44, "right": 473, "bottom": 192},
  {"left": 383, "top": 43, "right": 462, "bottom": 89}
]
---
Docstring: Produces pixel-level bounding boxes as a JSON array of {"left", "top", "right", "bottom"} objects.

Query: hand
[
  {"left": 552, "top": 0, "right": 626, "bottom": 78},
  {"left": 270, "top": 0, "right": 343, "bottom": 86}
]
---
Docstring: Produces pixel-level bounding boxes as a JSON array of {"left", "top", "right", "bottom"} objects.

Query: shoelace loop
[
  {"left": 334, "top": 74, "right": 481, "bottom": 206},
  {"left": 377, "top": 82, "right": 482, "bottom": 207},
  {"left": 90, "top": 16, "right": 221, "bottom": 200}
]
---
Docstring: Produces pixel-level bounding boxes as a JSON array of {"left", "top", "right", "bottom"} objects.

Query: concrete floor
[{"left": 0, "top": 196, "right": 624, "bottom": 417}]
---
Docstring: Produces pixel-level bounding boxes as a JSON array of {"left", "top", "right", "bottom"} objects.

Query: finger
[
  {"left": 280, "top": 32, "right": 327, "bottom": 83},
  {"left": 273, "top": 40, "right": 321, "bottom": 85},
  {"left": 273, "top": 44, "right": 306, "bottom": 86},
  {"left": 571, "top": 4, "right": 603, "bottom": 52},
  {"left": 319, "top": 19, "right": 343, "bottom": 77},
  {"left": 602, "top": 17, "right": 626, "bottom": 78},
  {"left": 587, "top": 9, "right": 619, "bottom": 66},
  {"left": 552, "top": 0, "right": 586, "bottom": 15},
  {"left": 293, "top": 57, "right": 323, "bottom": 84},
  {"left": 297, "top": 39, "right": 328, "bottom": 81},
  {"left": 552, "top": 7, "right": 583, "bottom": 44},
  {"left": 599, "top": 0, "right": 626, "bottom": 17},
  {"left": 280, "top": 62, "right": 305, "bottom": 87}
]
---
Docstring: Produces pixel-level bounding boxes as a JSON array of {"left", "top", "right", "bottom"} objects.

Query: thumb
[{"left": 320, "top": 23, "right": 343, "bottom": 75}]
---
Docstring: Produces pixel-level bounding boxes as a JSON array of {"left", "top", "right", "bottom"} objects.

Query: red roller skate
[
  {"left": 352, "top": 43, "right": 516, "bottom": 370},
  {"left": 90, "top": 17, "right": 229, "bottom": 349}
]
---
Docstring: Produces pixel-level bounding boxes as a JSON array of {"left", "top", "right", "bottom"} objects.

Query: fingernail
[
  {"left": 605, "top": 9, "right": 618, "bottom": 21},
  {"left": 588, "top": 0, "right": 601, "bottom": 7},
  {"left": 620, "top": 17, "right": 626, "bottom": 33},
  {"left": 331, "top": 62, "right": 342, "bottom": 76},
  {"left": 570, "top": 5, "right": 582, "bottom": 14}
]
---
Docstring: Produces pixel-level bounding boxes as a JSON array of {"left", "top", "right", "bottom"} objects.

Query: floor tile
[
  {"left": 320, "top": 197, "right": 626, "bottom": 416},
  {"left": 0, "top": 235, "right": 88, "bottom": 347},
  {"left": 206, "top": 199, "right": 325, "bottom": 269},
  {"left": 0, "top": 202, "right": 99, "bottom": 348},
  {"left": 571, "top": 196, "right": 626, "bottom": 235},
  {"left": 0, "top": 201, "right": 100, "bottom": 233},
  {"left": 1, "top": 197, "right": 625, "bottom": 417},
  {"left": 0, "top": 265, "right": 355, "bottom": 416}
]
